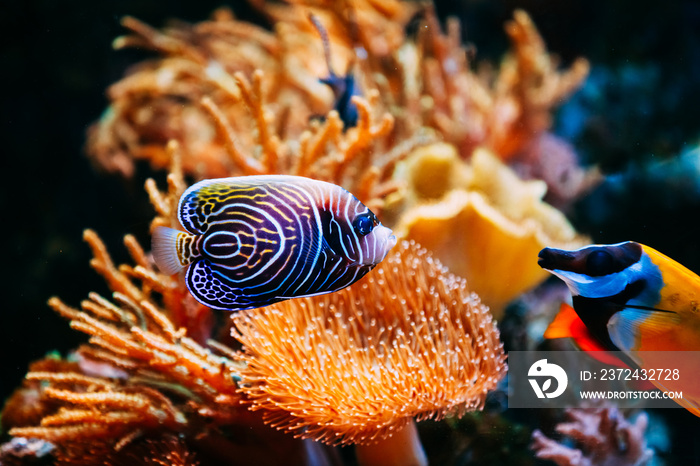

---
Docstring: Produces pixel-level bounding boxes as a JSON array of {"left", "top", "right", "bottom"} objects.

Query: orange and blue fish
[
  {"left": 153, "top": 175, "right": 396, "bottom": 311},
  {"left": 538, "top": 241, "right": 700, "bottom": 416}
]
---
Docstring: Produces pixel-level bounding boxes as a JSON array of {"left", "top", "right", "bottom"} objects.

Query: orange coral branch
[
  {"left": 341, "top": 96, "right": 393, "bottom": 164},
  {"left": 419, "top": 8, "right": 589, "bottom": 161},
  {"left": 10, "top": 423, "right": 117, "bottom": 442},
  {"left": 85, "top": 5, "right": 436, "bottom": 219},
  {"left": 295, "top": 111, "right": 344, "bottom": 177},
  {"left": 145, "top": 178, "right": 171, "bottom": 221},
  {"left": 41, "top": 410, "right": 142, "bottom": 427},
  {"left": 234, "top": 71, "right": 281, "bottom": 173},
  {"left": 6, "top": 227, "right": 249, "bottom": 462},
  {"left": 115, "top": 16, "right": 205, "bottom": 64},
  {"left": 144, "top": 140, "right": 189, "bottom": 229},
  {"left": 200, "top": 96, "right": 264, "bottom": 175},
  {"left": 25, "top": 371, "right": 114, "bottom": 388},
  {"left": 84, "top": 229, "right": 144, "bottom": 301}
]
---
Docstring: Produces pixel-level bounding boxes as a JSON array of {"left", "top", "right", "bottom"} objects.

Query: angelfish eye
[
  {"left": 586, "top": 249, "right": 614, "bottom": 276},
  {"left": 353, "top": 213, "right": 375, "bottom": 236}
]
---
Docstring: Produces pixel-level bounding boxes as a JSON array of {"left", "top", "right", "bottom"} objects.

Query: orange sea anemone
[{"left": 232, "top": 240, "right": 506, "bottom": 465}]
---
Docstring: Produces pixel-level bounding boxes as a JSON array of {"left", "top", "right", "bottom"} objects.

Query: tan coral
[
  {"left": 232, "top": 240, "right": 506, "bottom": 464},
  {"left": 87, "top": 3, "right": 590, "bottom": 191},
  {"left": 7, "top": 232, "right": 245, "bottom": 447},
  {"left": 394, "top": 147, "right": 587, "bottom": 316},
  {"left": 4, "top": 148, "right": 254, "bottom": 462},
  {"left": 419, "top": 7, "right": 590, "bottom": 161},
  {"left": 86, "top": 3, "right": 426, "bottom": 184},
  {"left": 88, "top": 10, "right": 286, "bottom": 179},
  {"left": 3, "top": 226, "right": 333, "bottom": 466}
]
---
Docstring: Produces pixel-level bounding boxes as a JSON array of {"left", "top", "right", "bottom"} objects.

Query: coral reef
[
  {"left": 531, "top": 404, "right": 653, "bottom": 466},
  {"left": 2, "top": 108, "right": 505, "bottom": 466},
  {"left": 2, "top": 230, "right": 249, "bottom": 464},
  {"left": 86, "top": 2, "right": 591, "bottom": 183},
  {"left": 10, "top": 0, "right": 700, "bottom": 463},
  {"left": 82, "top": 0, "right": 593, "bottom": 315},
  {"left": 1, "top": 215, "right": 505, "bottom": 465},
  {"left": 1, "top": 242, "right": 333, "bottom": 465},
  {"left": 3, "top": 1, "right": 603, "bottom": 465},
  {"left": 86, "top": 4, "right": 425, "bottom": 188}
]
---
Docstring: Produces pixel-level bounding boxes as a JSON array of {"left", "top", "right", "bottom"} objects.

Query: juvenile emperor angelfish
[{"left": 152, "top": 175, "right": 397, "bottom": 311}]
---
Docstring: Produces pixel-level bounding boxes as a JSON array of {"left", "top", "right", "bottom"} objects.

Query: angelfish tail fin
[{"left": 152, "top": 226, "right": 199, "bottom": 275}]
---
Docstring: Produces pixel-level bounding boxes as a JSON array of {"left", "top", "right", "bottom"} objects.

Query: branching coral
[
  {"left": 232, "top": 240, "right": 506, "bottom": 463},
  {"left": 1, "top": 357, "right": 82, "bottom": 431},
  {"left": 2, "top": 141, "right": 356, "bottom": 463},
  {"left": 531, "top": 404, "right": 653, "bottom": 466},
  {"left": 86, "top": 2, "right": 590, "bottom": 187},
  {"left": 1, "top": 175, "right": 506, "bottom": 465},
  {"left": 86, "top": 3, "right": 428, "bottom": 203},
  {"left": 418, "top": 8, "right": 589, "bottom": 161},
  {"left": 109, "top": 60, "right": 416, "bottom": 214},
  {"left": 262, "top": 0, "right": 417, "bottom": 59},
  {"left": 87, "top": 8, "right": 286, "bottom": 178},
  {"left": 412, "top": 7, "right": 598, "bottom": 211},
  {"left": 81, "top": 0, "right": 595, "bottom": 320},
  {"left": 4, "top": 230, "right": 246, "bottom": 463},
  {"left": 1, "top": 225, "right": 344, "bottom": 465}
]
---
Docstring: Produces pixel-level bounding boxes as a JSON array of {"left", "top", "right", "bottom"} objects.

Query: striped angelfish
[{"left": 152, "top": 175, "right": 396, "bottom": 311}]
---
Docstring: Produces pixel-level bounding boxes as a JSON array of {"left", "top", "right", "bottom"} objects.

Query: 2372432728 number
[{"left": 599, "top": 368, "right": 680, "bottom": 381}]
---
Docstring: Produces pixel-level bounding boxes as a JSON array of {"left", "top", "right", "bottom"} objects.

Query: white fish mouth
[
  {"left": 347, "top": 227, "right": 397, "bottom": 267},
  {"left": 386, "top": 234, "right": 397, "bottom": 250}
]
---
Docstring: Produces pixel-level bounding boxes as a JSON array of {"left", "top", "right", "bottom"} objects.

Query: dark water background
[{"left": 3, "top": 0, "right": 700, "bottom": 462}]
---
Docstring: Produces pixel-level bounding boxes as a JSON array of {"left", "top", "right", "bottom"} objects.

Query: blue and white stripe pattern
[{"left": 152, "top": 175, "right": 396, "bottom": 311}]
